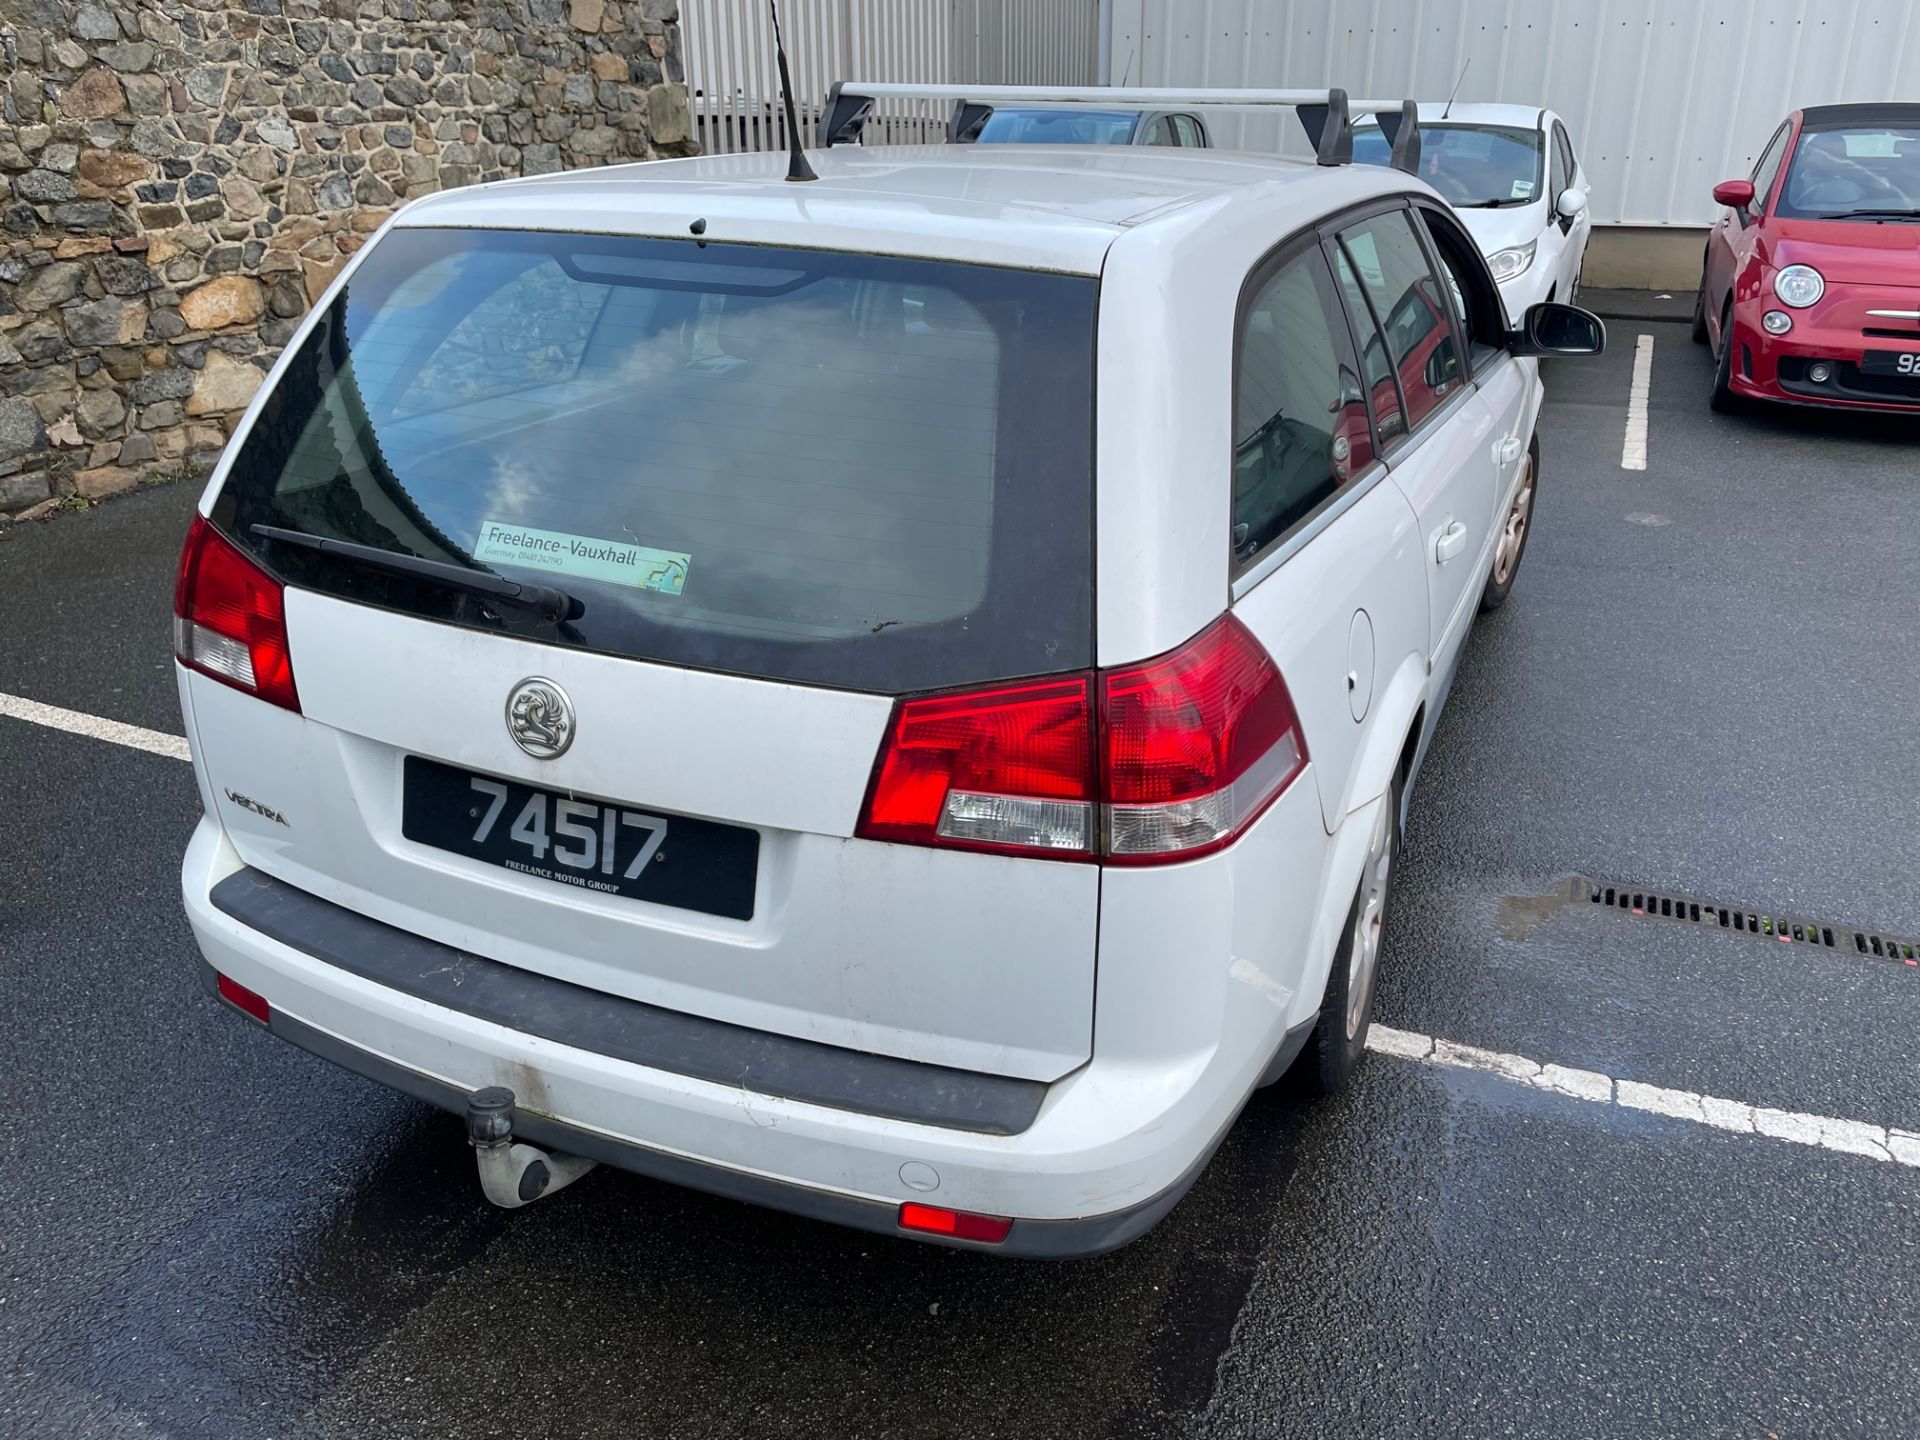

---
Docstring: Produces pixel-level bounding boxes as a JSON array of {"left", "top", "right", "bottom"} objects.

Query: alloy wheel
[
  {"left": 1491, "top": 457, "right": 1535, "bottom": 588},
  {"left": 1345, "top": 802, "right": 1393, "bottom": 1039}
]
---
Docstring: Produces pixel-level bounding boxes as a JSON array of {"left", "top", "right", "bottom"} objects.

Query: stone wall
[{"left": 0, "top": 0, "right": 692, "bottom": 522}]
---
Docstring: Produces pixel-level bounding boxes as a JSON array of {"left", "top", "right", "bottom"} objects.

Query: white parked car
[
  {"left": 175, "top": 88, "right": 1600, "bottom": 1256},
  {"left": 1356, "top": 102, "right": 1594, "bottom": 323},
  {"left": 954, "top": 104, "right": 1211, "bottom": 147}
]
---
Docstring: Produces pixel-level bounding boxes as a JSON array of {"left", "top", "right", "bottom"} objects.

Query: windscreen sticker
[
  {"left": 474, "top": 521, "right": 689, "bottom": 596},
  {"left": 1511, "top": 179, "right": 1536, "bottom": 199}
]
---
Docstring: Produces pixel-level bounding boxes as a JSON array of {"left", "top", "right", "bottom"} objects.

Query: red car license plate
[{"left": 1860, "top": 350, "right": 1920, "bottom": 377}]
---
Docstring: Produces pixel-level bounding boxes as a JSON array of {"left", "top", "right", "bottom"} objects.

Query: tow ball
[{"left": 464, "top": 1087, "right": 598, "bottom": 1208}]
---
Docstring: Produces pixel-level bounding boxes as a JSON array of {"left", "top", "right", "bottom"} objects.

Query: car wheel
[
  {"left": 1690, "top": 277, "right": 1711, "bottom": 345},
  {"left": 1299, "top": 775, "right": 1399, "bottom": 1096},
  {"left": 1478, "top": 438, "right": 1537, "bottom": 613},
  {"left": 1709, "top": 299, "right": 1743, "bottom": 413}
]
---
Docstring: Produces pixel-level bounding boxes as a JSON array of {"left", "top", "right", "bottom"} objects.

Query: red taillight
[
  {"left": 216, "top": 972, "right": 271, "bottom": 1025},
  {"left": 1098, "top": 615, "right": 1305, "bottom": 863},
  {"left": 856, "top": 676, "right": 1096, "bottom": 858},
  {"left": 898, "top": 1202, "right": 1014, "bottom": 1244},
  {"left": 855, "top": 616, "right": 1306, "bottom": 865},
  {"left": 173, "top": 516, "right": 300, "bottom": 711}
]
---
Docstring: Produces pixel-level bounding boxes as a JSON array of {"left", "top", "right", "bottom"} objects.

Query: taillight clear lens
[
  {"left": 857, "top": 676, "right": 1095, "bottom": 857},
  {"left": 856, "top": 617, "right": 1307, "bottom": 865},
  {"left": 1100, "top": 615, "right": 1305, "bottom": 861},
  {"left": 173, "top": 515, "right": 300, "bottom": 711}
]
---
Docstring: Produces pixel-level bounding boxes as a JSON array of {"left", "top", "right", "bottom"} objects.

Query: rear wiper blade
[{"left": 251, "top": 525, "right": 584, "bottom": 621}]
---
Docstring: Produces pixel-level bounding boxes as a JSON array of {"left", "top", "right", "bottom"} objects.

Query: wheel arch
[
  {"left": 1393, "top": 705, "right": 1424, "bottom": 836},
  {"left": 1326, "top": 648, "right": 1429, "bottom": 833}
]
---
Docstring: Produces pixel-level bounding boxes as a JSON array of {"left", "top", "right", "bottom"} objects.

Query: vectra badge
[{"left": 505, "top": 677, "right": 575, "bottom": 759}]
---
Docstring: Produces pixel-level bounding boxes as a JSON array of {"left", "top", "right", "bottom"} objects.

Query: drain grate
[{"left": 1586, "top": 879, "right": 1920, "bottom": 967}]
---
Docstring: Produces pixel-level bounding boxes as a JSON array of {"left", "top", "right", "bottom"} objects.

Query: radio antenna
[
  {"left": 1442, "top": 58, "right": 1470, "bottom": 119},
  {"left": 767, "top": 0, "right": 816, "bottom": 182}
]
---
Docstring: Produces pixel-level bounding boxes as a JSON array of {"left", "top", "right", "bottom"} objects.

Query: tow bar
[{"left": 464, "top": 1086, "right": 598, "bottom": 1208}]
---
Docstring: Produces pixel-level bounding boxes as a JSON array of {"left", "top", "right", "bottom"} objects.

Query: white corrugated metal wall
[
  {"left": 685, "top": 1, "right": 1098, "bottom": 154},
  {"left": 1109, "top": 0, "right": 1920, "bottom": 226}
]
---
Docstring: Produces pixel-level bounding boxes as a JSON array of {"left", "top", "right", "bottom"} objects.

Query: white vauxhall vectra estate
[{"left": 175, "top": 87, "right": 1601, "bottom": 1255}]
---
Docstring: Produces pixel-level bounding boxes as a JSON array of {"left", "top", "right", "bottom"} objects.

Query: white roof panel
[{"left": 393, "top": 144, "right": 1411, "bottom": 274}]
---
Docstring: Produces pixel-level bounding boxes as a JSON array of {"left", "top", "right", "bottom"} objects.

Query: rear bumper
[
  {"left": 183, "top": 820, "right": 1307, "bottom": 1256},
  {"left": 198, "top": 957, "right": 1271, "bottom": 1257}
]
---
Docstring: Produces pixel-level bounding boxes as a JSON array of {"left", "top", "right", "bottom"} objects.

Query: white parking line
[
  {"left": 1621, "top": 334, "right": 1654, "bottom": 470},
  {"left": 1368, "top": 1025, "right": 1920, "bottom": 1167},
  {"left": 0, "top": 690, "right": 191, "bottom": 762},
  {"left": 7, "top": 689, "right": 1913, "bottom": 1171}
]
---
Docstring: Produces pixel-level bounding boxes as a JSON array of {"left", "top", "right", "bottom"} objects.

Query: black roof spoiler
[{"left": 819, "top": 83, "right": 1425, "bottom": 173}]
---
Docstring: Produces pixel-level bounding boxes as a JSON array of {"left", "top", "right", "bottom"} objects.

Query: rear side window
[
  {"left": 1337, "top": 211, "right": 1463, "bottom": 432},
  {"left": 1232, "top": 244, "right": 1374, "bottom": 566},
  {"left": 213, "top": 229, "right": 1097, "bottom": 694},
  {"left": 1332, "top": 248, "right": 1407, "bottom": 445}
]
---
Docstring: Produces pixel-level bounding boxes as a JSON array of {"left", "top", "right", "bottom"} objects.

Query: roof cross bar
[{"left": 818, "top": 83, "right": 1424, "bottom": 172}]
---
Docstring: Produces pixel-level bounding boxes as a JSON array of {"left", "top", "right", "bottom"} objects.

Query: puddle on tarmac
[{"left": 1496, "top": 877, "right": 1590, "bottom": 942}]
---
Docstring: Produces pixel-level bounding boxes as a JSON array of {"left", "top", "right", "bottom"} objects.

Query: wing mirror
[
  {"left": 1511, "top": 302, "right": 1605, "bottom": 358},
  {"left": 1554, "top": 187, "right": 1588, "bottom": 221},
  {"left": 1713, "top": 178, "right": 1756, "bottom": 210}
]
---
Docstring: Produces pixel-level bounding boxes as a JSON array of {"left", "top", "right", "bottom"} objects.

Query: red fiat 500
[{"left": 1694, "top": 103, "right": 1920, "bottom": 415}]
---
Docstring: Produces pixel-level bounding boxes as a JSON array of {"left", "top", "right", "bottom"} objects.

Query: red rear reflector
[
  {"left": 173, "top": 515, "right": 300, "bottom": 712},
  {"left": 216, "top": 973, "right": 271, "bottom": 1025},
  {"left": 1099, "top": 614, "right": 1306, "bottom": 862},
  {"left": 898, "top": 1202, "right": 1014, "bottom": 1244},
  {"left": 857, "top": 676, "right": 1095, "bottom": 858},
  {"left": 856, "top": 616, "right": 1307, "bottom": 865}
]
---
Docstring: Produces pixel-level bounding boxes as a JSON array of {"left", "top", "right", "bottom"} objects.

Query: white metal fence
[
  {"left": 684, "top": 0, "right": 1099, "bottom": 155},
  {"left": 1107, "top": 0, "right": 1920, "bottom": 227}
]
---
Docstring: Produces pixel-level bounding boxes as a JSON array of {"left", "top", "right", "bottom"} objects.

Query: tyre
[
  {"left": 1709, "top": 299, "right": 1743, "bottom": 414},
  {"left": 1298, "top": 775, "right": 1399, "bottom": 1096},
  {"left": 1690, "top": 278, "right": 1711, "bottom": 344},
  {"left": 1478, "top": 437, "right": 1537, "bottom": 614}
]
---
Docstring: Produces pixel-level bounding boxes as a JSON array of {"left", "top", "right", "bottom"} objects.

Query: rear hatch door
[{"left": 195, "top": 224, "right": 1101, "bottom": 1082}]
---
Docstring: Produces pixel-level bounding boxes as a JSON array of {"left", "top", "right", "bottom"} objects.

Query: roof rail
[{"left": 818, "top": 83, "right": 1424, "bottom": 173}]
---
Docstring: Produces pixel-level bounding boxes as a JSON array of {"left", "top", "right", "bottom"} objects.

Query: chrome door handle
[{"left": 1435, "top": 521, "right": 1468, "bottom": 564}]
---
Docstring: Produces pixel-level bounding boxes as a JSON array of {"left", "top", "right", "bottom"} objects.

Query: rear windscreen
[{"left": 213, "top": 228, "right": 1097, "bottom": 693}]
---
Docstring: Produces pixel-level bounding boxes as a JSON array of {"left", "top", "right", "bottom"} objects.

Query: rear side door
[
  {"left": 1225, "top": 230, "right": 1426, "bottom": 831},
  {"left": 1333, "top": 206, "right": 1500, "bottom": 680}
]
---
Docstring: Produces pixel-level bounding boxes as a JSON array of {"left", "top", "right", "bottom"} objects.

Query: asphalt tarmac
[{"left": 2, "top": 321, "right": 1916, "bottom": 1438}]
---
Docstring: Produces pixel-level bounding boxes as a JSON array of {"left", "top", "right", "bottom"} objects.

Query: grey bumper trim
[
  {"left": 199, "top": 957, "right": 1271, "bottom": 1258},
  {"left": 209, "top": 866, "right": 1047, "bottom": 1136}
]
